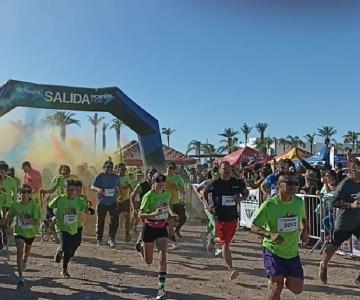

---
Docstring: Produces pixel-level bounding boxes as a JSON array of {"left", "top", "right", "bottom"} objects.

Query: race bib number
[
  {"left": 64, "top": 214, "right": 78, "bottom": 225},
  {"left": 222, "top": 195, "right": 236, "bottom": 206},
  {"left": 155, "top": 206, "right": 170, "bottom": 220},
  {"left": 18, "top": 217, "right": 33, "bottom": 230},
  {"left": 277, "top": 216, "right": 298, "bottom": 233},
  {"left": 105, "top": 189, "right": 115, "bottom": 197}
]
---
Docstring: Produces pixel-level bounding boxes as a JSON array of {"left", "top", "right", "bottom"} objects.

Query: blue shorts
[{"left": 263, "top": 248, "right": 304, "bottom": 279}]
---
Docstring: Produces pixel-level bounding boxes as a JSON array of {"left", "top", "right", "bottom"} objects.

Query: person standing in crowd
[
  {"left": 335, "top": 162, "right": 345, "bottom": 183},
  {"left": 91, "top": 160, "right": 120, "bottom": 247},
  {"left": 49, "top": 180, "right": 88, "bottom": 278},
  {"left": 319, "top": 159, "right": 360, "bottom": 287},
  {"left": 165, "top": 162, "right": 186, "bottom": 240},
  {"left": 251, "top": 172, "right": 309, "bottom": 300},
  {"left": 4, "top": 184, "right": 41, "bottom": 288},
  {"left": 22, "top": 161, "right": 42, "bottom": 204},
  {"left": 139, "top": 172, "right": 178, "bottom": 300},
  {"left": 116, "top": 163, "right": 133, "bottom": 243},
  {"left": 204, "top": 161, "right": 249, "bottom": 280}
]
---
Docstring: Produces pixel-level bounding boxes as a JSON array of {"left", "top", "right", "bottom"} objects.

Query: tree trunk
[
  {"left": 116, "top": 129, "right": 120, "bottom": 150},
  {"left": 60, "top": 125, "right": 66, "bottom": 142},
  {"left": 167, "top": 135, "right": 170, "bottom": 147},
  {"left": 119, "top": 127, "right": 122, "bottom": 162},
  {"left": 102, "top": 132, "right": 106, "bottom": 151},
  {"left": 310, "top": 143, "right": 313, "bottom": 155},
  {"left": 94, "top": 127, "right": 97, "bottom": 153}
]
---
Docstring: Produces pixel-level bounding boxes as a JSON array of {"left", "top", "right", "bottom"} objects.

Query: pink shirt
[{"left": 23, "top": 168, "right": 42, "bottom": 193}]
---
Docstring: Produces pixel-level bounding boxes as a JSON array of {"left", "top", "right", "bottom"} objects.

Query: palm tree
[
  {"left": 254, "top": 138, "right": 266, "bottom": 153},
  {"left": 161, "top": 128, "right": 176, "bottom": 147},
  {"left": 186, "top": 140, "right": 202, "bottom": 156},
  {"left": 317, "top": 126, "right": 337, "bottom": 146},
  {"left": 286, "top": 135, "right": 305, "bottom": 148},
  {"left": 46, "top": 111, "right": 80, "bottom": 142},
  {"left": 201, "top": 143, "right": 218, "bottom": 163},
  {"left": 343, "top": 131, "right": 360, "bottom": 150},
  {"left": 304, "top": 133, "right": 316, "bottom": 154},
  {"left": 278, "top": 138, "right": 288, "bottom": 153},
  {"left": 88, "top": 113, "right": 105, "bottom": 152},
  {"left": 255, "top": 122, "right": 268, "bottom": 153},
  {"left": 272, "top": 137, "right": 278, "bottom": 155},
  {"left": 219, "top": 128, "right": 239, "bottom": 154},
  {"left": 240, "top": 123, "right": 252, "bottom": 146},
  {"left": 110, "top": 119, "right": 125, "bottom": 161},
  {"left": 102, "top": 123, "right": 109, "bottom": 151},
  {"left": 264, "top": 136, "right": 273, "bottom": 154}
]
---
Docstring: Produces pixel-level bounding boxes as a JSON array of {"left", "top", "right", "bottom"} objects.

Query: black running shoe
[{"left": 61, "top": 269, "right": 71, "bottom": 279}]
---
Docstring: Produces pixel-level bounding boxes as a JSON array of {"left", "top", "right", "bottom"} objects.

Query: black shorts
[
  {"left": 332, "top": 226, "right": 360, "bottom": 247},
  {"left": 142, "top": 223, "right": 168, "bottom": 243},
  {"left": 15, "top": 235, "right": 35, "bottom": 246},
  {"left": 117, "top": 200, "right": 130, "bottom": 213}
]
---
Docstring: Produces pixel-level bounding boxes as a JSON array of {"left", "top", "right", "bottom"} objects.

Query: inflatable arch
[{"left": 0, "top": 79, "right": 166, "bottom": 170}]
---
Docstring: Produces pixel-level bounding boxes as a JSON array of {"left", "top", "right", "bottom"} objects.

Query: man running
[
  {"left": 116, "top": 163, "right": 133, "bottom": 242},
  {"left": 204, "top": 161, "right": 249, "bottom": 280},
  {"left": 139, "top": 172, "right": 178, "bottom": 300},
  {"left": 319, "top": 158, "right": 360, "bottom": 287},
  {"left": 165, "top": 162, "right": 186, "bottom": 240},
  {"left": 251, "top": 172, "right": 309, "bottom": 300},
  {"left": 91, "top": 160, "right": 120, "bottom": 247}
]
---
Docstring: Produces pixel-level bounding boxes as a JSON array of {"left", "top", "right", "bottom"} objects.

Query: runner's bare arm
[
  {"left": 130, "top": 185, "right": 141, "bottom": 210},
  {"left": 251, "top": 224, "right": 284, "bottom": 244},
  {"left": 300, "top": 218, "right": 309, "bottom": 245},
  {"left": 139, "top": 209, "right": 160, "bottom": 219}
]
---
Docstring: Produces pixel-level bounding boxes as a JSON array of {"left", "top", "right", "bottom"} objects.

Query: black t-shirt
[
  {"left": 206, "top": 177, "right": 249, "bottom": 222},
  {"left": 139, "top": 181, "right": 152, "bottom": 204},
  {"left": 332, "top": 178, "right": 360, "bottom": 231}
]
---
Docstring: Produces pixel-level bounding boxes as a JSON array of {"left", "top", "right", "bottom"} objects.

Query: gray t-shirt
[{"left": 332, "top": 178, "right": 360, "bottom": 231}]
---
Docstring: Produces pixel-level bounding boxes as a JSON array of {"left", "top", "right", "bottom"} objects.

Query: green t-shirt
[
  {"left": 9, "top": 200, "right": 41, "bottom": 238},
  {"left": 165, "top": 175, "right": 185, "bottom": 205},
  {"left": 0, "top": 176, "right": 18, "bottom": 206},
  {"left": 119, "top": 175, "right": 132, "bottom": 202},
  {"left": 51, "top": 175, "right": 78, "bottom": 195},
  {"left": 140, "top": 190, "right": 171, "bottom": 220},
  {"left": 0, "top": 192, "right": 8, "bottom": 218},
  {"left": 252, "top": 195, "right": 306, "bottom": 259},
  {"left": 49, "top": 194, "right": 87, "bottom": 235}
]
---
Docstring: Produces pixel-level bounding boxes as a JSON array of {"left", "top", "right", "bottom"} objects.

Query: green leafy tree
[
  {"left": 161, "top": 127, "right": 176, "bottom": 147},
  {"left": 46, "top": 111, "right": 80, "bottom": 142}
]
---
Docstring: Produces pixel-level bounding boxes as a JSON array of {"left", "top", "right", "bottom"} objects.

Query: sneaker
[
  {"left": 207, "top": 234, "right": 215, "bottom": 253},
  {"left": 230, "top": 269, "right": 239, "bottom": 281},
  {"left": 97, "top": 239, "right": 104, "bottom": 246},
  {"left": 108, "top": 239, "right": 116, "bottom": 248},
  {"left": 175, "top": 230, "right": 182, "bottom": 239},
  {"left": 156, "top": 288, "right": 166, "bottom": 300},
  {"left": 61, "top": 269, "right": 71, "bottom": 279},
  {"left": 54, "top": 247, "right": 63, "bottom": 263},
  {"left": 214, "top": 248, "right": 222, "bottom": 257},
  {"left": 124, "top": 234, "right": 131, "bottom": 243},
  {"left": 319, "top": 261, "right": 327, "bottom": 284},
  {"left": 16, "top": 277, "right": 25, "bottom": 289}
]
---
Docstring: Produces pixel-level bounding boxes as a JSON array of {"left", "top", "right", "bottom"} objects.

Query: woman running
[
  {"left": 139, "top": 172, "right": 178, "bottom": 300},
  {"left": 5, "top": 184, "right": 41, "bottom": 288},
  {"left": 48, "top": 180, "right": 88, "bottom": 278}
]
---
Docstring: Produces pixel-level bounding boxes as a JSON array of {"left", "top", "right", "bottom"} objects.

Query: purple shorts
[{"left": 263, "top": 248, "right": 304, "bottom": 279}]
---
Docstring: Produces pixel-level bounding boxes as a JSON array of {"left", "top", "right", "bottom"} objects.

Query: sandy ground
[{"left": 1, "top": 221, "right": 360, "bottom": 300}]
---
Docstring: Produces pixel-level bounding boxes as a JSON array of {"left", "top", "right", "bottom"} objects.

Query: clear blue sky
[{"left": 1, "top": 0, "right": 359, "bottom": 153}]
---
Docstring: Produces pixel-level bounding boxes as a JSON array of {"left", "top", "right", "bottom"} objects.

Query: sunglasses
[
  {"left": 279, "top": 181, "right": 299, "bottom": 186},
  {"left": 21, "top": 190, "right": 32, "bottom": 194},
  {"left": 351, "top": 168, "right": 360, "bottom": 174},
  {"left": 154, "top": 178, "right": 166, "bottom": 183}
]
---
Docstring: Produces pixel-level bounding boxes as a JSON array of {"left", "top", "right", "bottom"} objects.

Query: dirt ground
[{"left": 1, "top": 221, "right": 359, "bottom": 300}]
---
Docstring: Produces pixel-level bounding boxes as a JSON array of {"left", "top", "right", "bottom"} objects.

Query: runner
[
  {"left": 251, "top": 172, "right": 309, "bottom": 300},
  {"left": 91, "top": 160, "right": 120, "bottom": 247},
  {"left": 204, "top": 161, "right": 249, "bottom": 280},
  {"left": 48, "top": 180, "right": 88, "bottom": 278},
  {"left": 7, "top": 167, "right": 21, "bottom": 192},
  {"left": 131, "top": 168, "right": 156, "bottom": 238},
  {"left": 0, "top": 161, "right": 18, "bottom": 251},
  {"left": 4, "top": 184, "right": 41, "bottom": 288},
  {"left": 165, "top": 162, "right": 186, "bottom": 240},
  {"left": 139, "top": 172, "right": 177, "bottom": 300},
  {"left": 22, "top": 161, "right": 42, "bottom": 204},
  {"left": 40, "top": 165, "right": 77, "bottom": 196},
  {"left": 116, "top": 163, "right": 133, "bottom": 242},
  {"left": 319, "top": 158, "right": 360, "bottom": 287}
]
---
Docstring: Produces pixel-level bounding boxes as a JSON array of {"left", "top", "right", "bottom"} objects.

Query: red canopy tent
[
  {"left": 216, "top": 146, "right": 271, "bottom": 166},
  {"left": 118, "top": 140, "right": 196, "bottom": 166}
]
